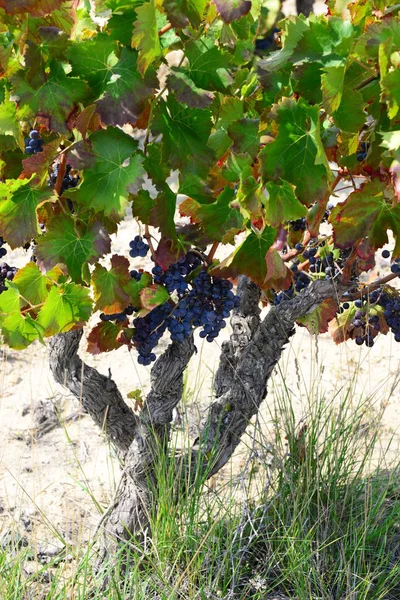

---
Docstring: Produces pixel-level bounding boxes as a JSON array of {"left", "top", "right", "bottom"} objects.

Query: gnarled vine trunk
[{"left": 49, "top": 276, "right": 346, "bottom": 570}]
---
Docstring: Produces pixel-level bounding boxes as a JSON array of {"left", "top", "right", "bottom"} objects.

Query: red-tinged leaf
[
  {"left": 390, "top": 160, "right": 400, "bottom": 203},
  {"left": 3, "top": 0, "right": 62, "bottom": 16},
  {"left": 124, "top": 272, "right": 153, "bottom": 307},
  {"left": 330, "top": 179, "right": 400, "bottom": 252},
  {"left": 155, "top": 237, "right": 184, "bottom": 270},
  {"left": 297, "top": 298, "right": 339, "bottom": 335},
  {"left": 20, "top": 139, "right": 60, "bottom": 187},
  {"left": 213, "top": 0, "right": 251, "bottom": 23},
  {"left": 211, "top": 226, "right": 276, "bottom": 288},
  {"left": 140, "top": 284, "right": 170, "bottom": 310},
  {"left": 131, "top": 0, "right": 162, "bottom": 76},
  {"left": 264, "top": 247, "right": 293, "bottom": 290},
  {"left": 91, "top": 255, "right": 132, "bottom": 314},
  {"left": 87, "top": 320, "right": 125, "bottom": 355},
  {"left": 0, "top": 178, "right": 53, "bottom": 249},
  {"left": 76, "top": 104, "right": 102, "bottom": 140}
]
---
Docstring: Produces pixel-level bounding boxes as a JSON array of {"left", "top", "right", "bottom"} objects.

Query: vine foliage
[{"left": 0, "top": 0, "right": 400, "bottom": 357}]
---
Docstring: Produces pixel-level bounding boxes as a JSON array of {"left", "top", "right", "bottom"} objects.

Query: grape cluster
[
  {"left": 100, "top": 305, "right": 135, "bottom": 323},
  {"left": 152, "top": 251, "right": 202, "bottom": 294},
  {"left": 351, "top": 299, "right": 381, "bottom": 347},
  {"left": 130, "top": 270, "right": 142, "bottom": 282},
  {"left": 132, "top": 255, "right": 239, "bottom": 364},
  {"left": 378, "top": 292, "right": 400, "bottom": 343},
  {"left": 273, "top": 265, "right": 311, "bottom": 305},
  {"left": 0, "top": 237, "right": 7, "bottom": 259},
  {"left": 129, "top": 236, "right": 149, "bottom": 259},
  {"left": 25, "top": 130, "right": 43, "bottom": 155},
  {"left": 0, "top": 262, "right": 17, "bottom": 293},
  {"left": 357, "top": 142, "right": 368, "bottom": 162},
  {"left": 289, "top": 218, "right": 306, "bottom": 232}
]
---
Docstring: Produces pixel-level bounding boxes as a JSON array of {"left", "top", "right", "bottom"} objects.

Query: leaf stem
[
  {"left": 158, "top": 22, "right": 173, "bottom": 36},
  {"left": 207, "top": 242, "right": 219, "bottom": 265},
  {"left": 55, "top": 152, "right": 67, "bottom": 197},
  {"left": 144, "top": 225, "right": 157, "bottom": 264}
]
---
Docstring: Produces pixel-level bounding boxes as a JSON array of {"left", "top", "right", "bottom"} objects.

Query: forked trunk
[{"left": 49, "top": 277, "right": 347, "bottom": 572}]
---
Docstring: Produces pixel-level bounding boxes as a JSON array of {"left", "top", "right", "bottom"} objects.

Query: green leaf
[
  {"left": 212, "top": 226, "right": 277, "bottom": 287},
  {"left": 228, "top": 118, "right": 260, "bottom": 158},
  {"left": 264, "top": 181, "right": 307, "bottom": 228},
  {"left": 92, "top": 255, "right": 132, "bottom": 314},
  {"left": 260, "top": 98, "right": 329, "bottom": 205},
  {"left": 183, "top": 40, "right": 231, "bottom": 93},
  {"left": 12, "top": 262, "right": 62, "bottom": 308},
  {"left": 35, "top": 216, "right": 111, "bottom": 283},
  {"left": 381, "top": 69, "right": 400, "bottom": 120},
  {"left": 213, "top": 0, "right": 252, "bottom": 23},
  {"left": 96, "top": 48, "right": 158, "bottom": 127},
  {"left": 0, "top": 178, "right": 53, "bottom": 248},
  {"left": 132, "top": 189, "right": 156, "bottom": 224},
  {"left": 140, "top": 284, "right": 169, "bottom": 310},
  {"left": 152, "top": 93, "right": 214, "bottom": 171},
  {"left": 67, "top": 128, "right": 145, "bottom": 221},
  {"left": 67, "top": 34, "right": 119, "bottom": 98},
  {"left": 14, "top": 71, "right": 89, "bottom": 134},
  {"left": 163, "top": 0, "right": 207, "bottom": 27},
  {"left": 0, "top": 283, "right": 43, "bottom": 349},
  {"left": 37, "top": 282, "right": 93, "bottom": 337},
  {"left": 180, "top": 186, "right": 243, "bottom": 243},
  {"left": 321, "top": 65, "right": 346, "bottom": 113},
  {"left": 0, "top": 101, "right": 20, "bottom": 150},
  {"left": 131, "top": 0, "right": 162, "bottom": 76},
  {"left": 143, "top": 142, "right": 171, "bottom": 189}
]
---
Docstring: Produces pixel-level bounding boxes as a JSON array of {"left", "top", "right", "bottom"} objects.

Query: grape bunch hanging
[{"left": 101, "top": 239, "right": 240, "bottom": 366}]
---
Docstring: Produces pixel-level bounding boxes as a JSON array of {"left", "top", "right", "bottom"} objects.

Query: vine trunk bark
[{"left": 48, "top": 277, "right": 347, "bottom": 570}]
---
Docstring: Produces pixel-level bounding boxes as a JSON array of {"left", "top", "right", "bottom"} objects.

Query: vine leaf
[
  {"left": 152, "top": 93, "right": 214, "bottom": 171},
  {"left": 21, "top": 139, "right": 60, "bottom": 187},
  {"left": 183, "top": 40, "right": 231, "bottom": 93},
  {"left": 87, "top": 320, "right": 125, "bottom": 354},
  {"left": 0, "top": 178, "right": 53, "bottom": 249},
  {"left": 12, "top": 262, "right": 63, "bottom": 308},
  {"left": 14, "top": 71, "right": 89, "bottom": 134},
  {"left": 0, "top": 283, "right": 43, "bottom": 349},
  {"left": 67, "top": 128, "right": 145, "bottom": 221},
  {"left": 228, "top": 118, "right": 260, "bottom": 158},
  {"left": 213, "top": 0, "right": 252, "bottom": 23},
  {"left": 264, "top": 247, "right": 292, "bottom": 290},
  {"left": 140, "top": 284, "right": 169, "bottom": 310},
  {"left": 212, "top": 226, "right": 277, "bottom": 287},
  {"left": 180, "top": 186, "right": 244, "bottom": 243},
  {"left": 92, "top": 255, "right": 132, "bottom": 314},
  {"left": 67, "top": 34, "right": 119, "bottom": 99},
  {"left": 297, "top": 298, "right": 339, "bottom": 334},
  {"left": 330, "top": 179, "right": 400, "bottom": 254},
  {"left": 263, "top": 181, "right": 307, "bottom": 228},
  {"left": 3, "top": 0, "right": 61, "bottom": 16},
  {"left": 37, "top": 283, "right": 93, "bottom": 337},
  {"left": 131, "top": 0, "right": 162, "bottom": 76},
  {"left": 35, "top": 216, "right": 111, "bottom": 284},
  {"left": 95, "top": 48, "right": 158, "bottom": 127},
  {"left": 163, "top": 0, "right": 207, "bottom": 27},
  {"left": 260, "top": 98, "right": 329, "bottom": 205},
  {"left": 0, "top": 101, "right": 20, "bottom": 151}
]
